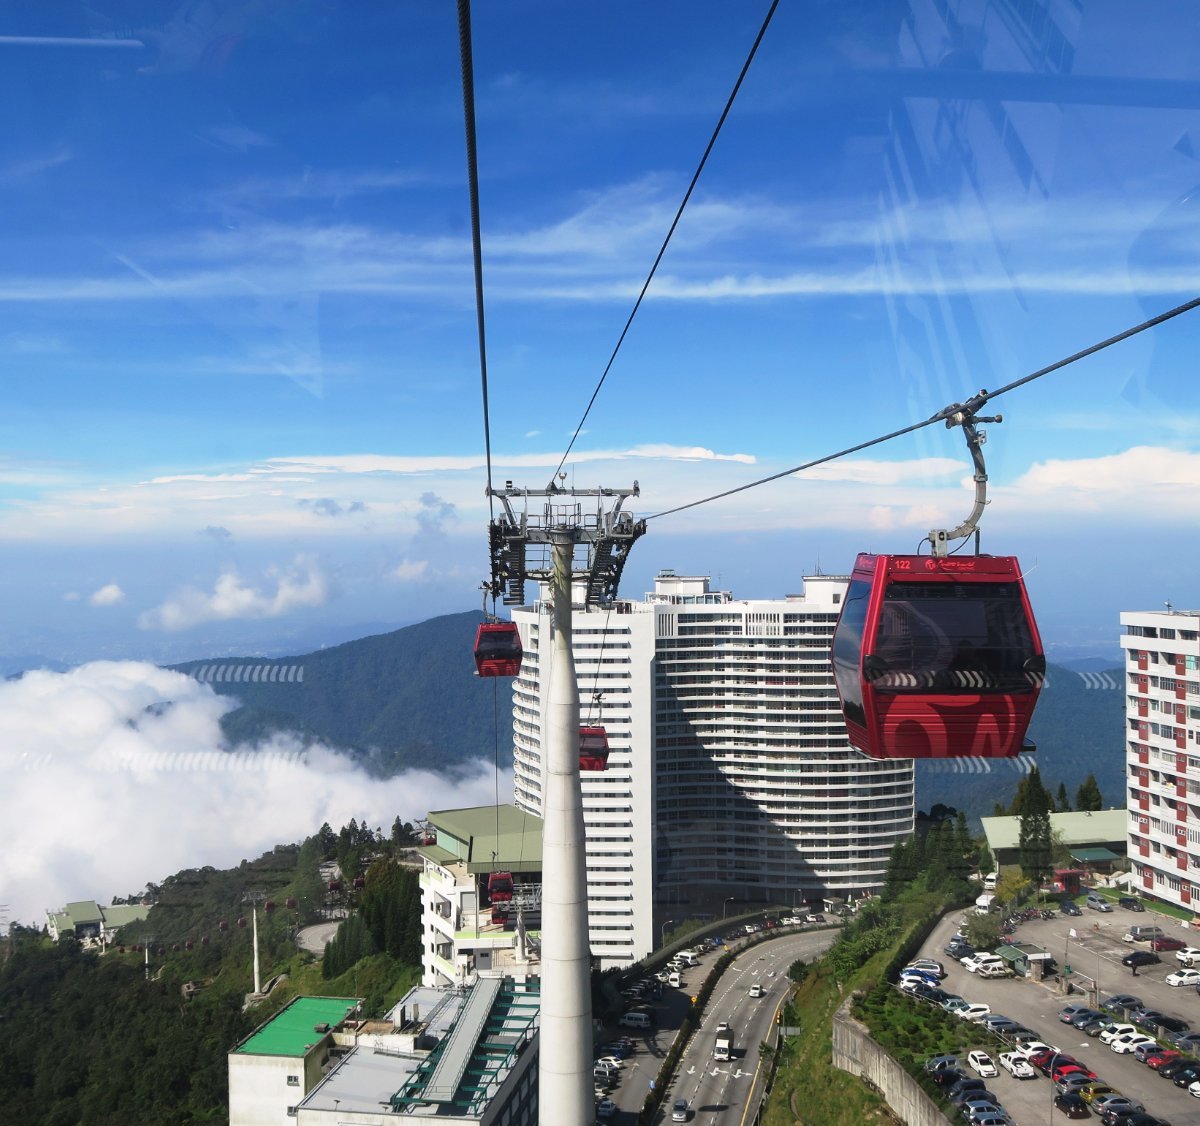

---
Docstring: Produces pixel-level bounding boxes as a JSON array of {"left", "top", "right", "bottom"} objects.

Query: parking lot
[{"left": 916, "top": 903, "right": 1200, "bottom": 1124}]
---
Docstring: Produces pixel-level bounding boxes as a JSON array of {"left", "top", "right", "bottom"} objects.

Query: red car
[
  {"left": 1052, "top": 1062, "right": 1098, "bottom": 1083},
  {"left": 1151, "top": 935, "right": 1187, "bottom": 952},
  {"left": 1147, "top": 1050, "right": 1182, "bottom": 1069}
]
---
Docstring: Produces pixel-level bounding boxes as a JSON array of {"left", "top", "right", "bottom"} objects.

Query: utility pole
[{"left": 485, "top": 480, "right": 645, "bottom": 1126}]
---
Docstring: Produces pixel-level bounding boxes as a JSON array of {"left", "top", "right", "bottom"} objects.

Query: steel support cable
[
  {"left": 551, "top": 0, "right": 782, "bottom": 486},
  {"left": 648, "top": 295, "right": 1200, "bottom": 521},
  {"left": 457, "top": 0, "right": 496, "bottom": 531}
]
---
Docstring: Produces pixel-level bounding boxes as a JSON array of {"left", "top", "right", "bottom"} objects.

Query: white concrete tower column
[{"left": 538, "top": 535, "right": 592, "bottom": 1124}]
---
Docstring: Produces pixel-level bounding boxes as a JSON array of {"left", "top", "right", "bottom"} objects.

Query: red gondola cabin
[
  {"left": 474, "top": 622, "right": 522, "bottom": 677},
  {"left": 831, "top": 553, "right": 1044, "bottom": 759},
  {"left": 487, "top": 871, "right": 514, "bottom": 902},
  {"left": 579, "top": 726, "right": 610, "bottom": 771}
]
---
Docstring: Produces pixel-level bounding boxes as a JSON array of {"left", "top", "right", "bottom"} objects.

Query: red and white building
[{"left": 1122, "top": 609, "right": 1200, "bottom": 910}]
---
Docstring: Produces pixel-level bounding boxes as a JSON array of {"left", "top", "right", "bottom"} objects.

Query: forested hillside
[
  {"left": 173, "top": 610, "right": 515, "bottom": 774},
  {"left": 917, "top": 662, "right": 1126, "bottom": 822},
  {"left": 0, "top": 822, "right": 423, "bottom": 1124}
]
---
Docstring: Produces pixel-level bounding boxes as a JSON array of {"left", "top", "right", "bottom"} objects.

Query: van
[
  {"left": 1125, "top": 925, "right": 1164, "bottom": 943},
  {"left": 618, "top": 1011, "right": 651, "bottom": 1029},
  {"left": 1086, "top": 893, "right": 1113, "bottom": 912},
  {"left": 677, "top": 953, "right": 699, "bottom": 967},
  {"left": 667, "top": 972, "right": 682, "bottom": 988},
  {"left": 983, "top": 872, "right": 998, "bottom": 891}
]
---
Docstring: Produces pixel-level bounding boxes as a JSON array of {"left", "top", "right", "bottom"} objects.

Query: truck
[{"left": 714, "top": 1024, "right": 734, "bottom": 1061}]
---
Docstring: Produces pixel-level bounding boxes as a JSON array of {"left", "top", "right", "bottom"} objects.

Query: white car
[
  {"left": 1099, "top": 1023, "right": 1137, "bottom": 1045},
  {"left": 998, "top": 1052, "right": 1036, "bottom": 1078},
  {"left": 967, "top": 1050, "right": 998, "bottom": 1077},
  {"left": 1176, "top": 946, "right": 1200, "bottom": 966},
  {"left": 1014, "top": 1040, "right": 1057, "bottom": 1060},
  {"left": 961, "top": 953, "right": 1003, "bottom": 974},
  {"left": 596, "top": 1098, "right": 617, "bottom": 1120},
  {"left": 905, "top": 959, "right": 945, "bottom": 978},
  {"left": 956, "top": 1003, "right": 992, "bottom": 1022},
  {"left": 748, "top": 983, "right": 764, "bottom": 998},
  {"left": 1166, "top": 968, "right": 1200, "bottom": 987},
  {"left": 594, "top": 1055, "right": 623, "bottom": 1070},
  {"left": 1111, "top": 1032, "right": 1156, "bottom": 1054}
]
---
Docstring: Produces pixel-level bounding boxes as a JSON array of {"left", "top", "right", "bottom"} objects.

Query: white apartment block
[
  {"left": 1122, "top": 608, "right": 1200, "bottom": 910},
  {"left": 511, "top": 570, "right": 915, "bottom": 969}
]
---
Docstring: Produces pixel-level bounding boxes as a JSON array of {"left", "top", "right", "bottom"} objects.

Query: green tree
[
  {"left": 1056, "top": 782, "right": 1071, "bottom": 812},
  {"left": 1016, "top": 766, "right": 1054, "bottom": 894},
  {"left": 1076, "top": 773, "right": 1103, "bottom": 811}
]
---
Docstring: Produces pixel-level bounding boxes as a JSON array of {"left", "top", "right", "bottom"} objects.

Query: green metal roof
[
  {"left": 64, "top": 900, "right": 104, "bottom": 926},
  {"left": 426, "top": 804, "right": 542, "bottom": 873},
  {"left": 234, "top": 996, "right": 360, "bottom": 1057},
  {"left": 1071, "top": 847, "right": 1121, "bottom": 862},
  {"left": 981, "top": 808, "right": 1127, "bottom": 851},
  {"left": 100, "top": 904, "right": 150, "bottom": 928}
]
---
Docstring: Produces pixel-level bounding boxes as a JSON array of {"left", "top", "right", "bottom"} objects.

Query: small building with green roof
[{"left": 229, "top": 995, "right": 361, "bottom": 1125}]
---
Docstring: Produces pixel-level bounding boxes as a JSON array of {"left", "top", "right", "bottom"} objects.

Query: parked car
[
  {"left": 1175, "top": 946, "right": 1200, "bottom": 966},
  {"left": 1118, "top": 897, "right": 1145, "bottom": 912},
  {"left": 1172, "top": 1062, "right": 1200, "bottom": 1087},
  {"left": 596, "top": 1098, "right": 618, "bottom": 1120},
  {"left": 1167, "top": 1030, "right": 1200, "bottom": 1050},
  {"left": 968, "top": 1051, "right": 998, "bottom": 1077},
  {"left": 1054, "top": 1092, "right": 1090, "bottom": 1118},
  {"left": 941, "top": 996, "right": 969, "bottom": 1013},
  {"left": 925, "top": 1054, "right": 962, "bottom": 1073},
  {"left": 1166, "top": 969, "right": 1200, "bottom": 987},
  {"left": 1078, "top": 1083, "right": 1121, "bottom": 1104},
  {"left": 1092, "top": 1096, "right": 1144, "bottom": 1116},
  {"left": 1061, "top": 900, "right": 1083, "bottom": 916},
  {"left": 1015, "top": 1041, "right": 1058, "bottom": 1060},
  {"left": 1057, "top": 1073, "right": 1098, "bottom": 1095},
  {"left": 1082, "top": 1017, "right": 1117, "bottom": 1038},
  {"left": 1152, "top": 936, "right": 1187, "bottom": 952},
  {"left": 1071, "top": 1009, "right": 1107, "bottom": 1029},
  {"left": 1122, "top": 951, "right": 1160, "bottom": 968},
  {"left": 999, "top": 1052, "right": 1036, "bottom": 1078},
  {"left": 1100, "top": 994, "right": 1143, "bottom": 1014},
  {"left": 932, "top": 1067, "right": 969, "bottom": 1090},
  {"left": 957, "top": 1004, "right": 992, "bottom": 1022},
  {"left": 1149, "top": 1015, "right": 1189, "bottom": 1035},
  {"left": 1145, "top": 1049, "right": 1181, "bottom": 1070},
  {"left": 1156, "top": 1055, "right": 1198, "bottom": 1078},
  {"left": 1061, "top": 1003, "right": 1097, "bottom": 1023},
  {"left": 906, "top": 959, "right": 945, "bottom": 977},
  {"left": 1112, "top": 1033, "right": 1156, "bottom": 1054},
  {"left": 1099, "top": 1024, "right": 1137, "bottom": 1045}
]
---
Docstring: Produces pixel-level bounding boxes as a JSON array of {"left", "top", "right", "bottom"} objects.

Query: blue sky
[{"left": 1, "top": 0, "right": 1199, "bottom": 667}]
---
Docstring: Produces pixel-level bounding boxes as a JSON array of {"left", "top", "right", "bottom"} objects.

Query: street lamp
[
  {"left": 723, "top": 897, "right": 736, "bottom": 920},
  {"left": 661, "top": 919, "right": 675, "bottom": 948}
]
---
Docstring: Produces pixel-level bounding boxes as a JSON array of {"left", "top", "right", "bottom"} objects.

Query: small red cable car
[
  {"left": 578, "top": 726, "right": 610, "bottom": 771},
  {"left": 487, "top": 871, "right": 514, "bottom": 902},
  {"left": 831, "top": 553, "right": 1044, "bottom": 759},
  {"left": 473, "top": 621, "right": 522, "bottom": 677}
]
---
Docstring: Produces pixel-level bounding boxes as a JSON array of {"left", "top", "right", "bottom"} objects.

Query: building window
[{"left": 287, "top": 1075, "right": 299, "bottom": 1087}]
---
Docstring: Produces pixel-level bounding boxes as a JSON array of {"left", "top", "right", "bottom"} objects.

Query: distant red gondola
[
  {"left": 578, "top": 726, "right": 610, "bottom": 772},
  {"left": 831, "top": 553, "right": 1044, "bottom": 760},
  {"left": 473, "top": 622, "right": 522, "bottom": 677},
  {"left": 487, "top": 871, "right": 514, "bottom": 902}
]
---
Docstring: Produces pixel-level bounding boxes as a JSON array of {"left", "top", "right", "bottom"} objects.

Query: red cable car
[
  {"left": 487, "top": 871, "right": 514, "bottom": 902},
  {"left": 579, "top": 726, "right": 610, "bottom": 772},
  {"left": 831, "top": 553, "right": 1044, "bottom": 759},
  {"left": 473, "top": 621, "right": 522, "bottom": 677}
]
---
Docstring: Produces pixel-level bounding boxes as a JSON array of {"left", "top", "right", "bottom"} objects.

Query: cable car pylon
[{"left": 480, "top": 479, "right": 645, "bottom": 1126}]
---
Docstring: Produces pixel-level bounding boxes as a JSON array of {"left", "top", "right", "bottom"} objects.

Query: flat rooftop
[{"left": 234, "top": 996, "right": 361, "bottom": 1057}]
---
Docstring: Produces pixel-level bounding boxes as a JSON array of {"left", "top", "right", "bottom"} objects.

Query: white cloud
[
  {"left": 0, "top": 661, "right": 507, "bottom": 925},
  {"left": 63, "top": 591, "right": 80, "bottom": 602},
  {"left": 798, "top": 456, "right": 963, "bottom": 485},
  {"left": 139, "top": 556, "right": 328, "bottom": 631},
  {"left": 391, "top": 559, "right": 429, "bottom": 582},
  {"left": 89, "top": 583, "right": 126, "bottom": 607}
]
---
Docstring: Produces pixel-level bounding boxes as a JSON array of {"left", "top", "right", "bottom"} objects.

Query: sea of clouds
[{"left": 0, "top": 661, "right": 507, "bottom": 928}]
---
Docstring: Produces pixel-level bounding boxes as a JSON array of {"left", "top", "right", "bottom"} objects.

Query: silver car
[{"left": 671, "top": 1098, "right": 690, "bottom": 1122}]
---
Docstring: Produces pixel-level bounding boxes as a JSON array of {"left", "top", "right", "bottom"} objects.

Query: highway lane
[{"left": 651, "top": 928, "right": 838, "bottom": 1125}]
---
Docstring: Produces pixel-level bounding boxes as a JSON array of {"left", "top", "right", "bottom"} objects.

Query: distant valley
[{"left": 171, "top": 610, "right": 1126, "bottom": 822}]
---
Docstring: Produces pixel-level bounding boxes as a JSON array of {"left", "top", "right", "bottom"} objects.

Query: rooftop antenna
[{"left": 1165, "top": 600, "right": 1174, "bottom": 614}]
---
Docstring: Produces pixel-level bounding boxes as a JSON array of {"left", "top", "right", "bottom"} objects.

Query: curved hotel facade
[{"left": 511, "top": 570, "right": 914, "bottom": 968}]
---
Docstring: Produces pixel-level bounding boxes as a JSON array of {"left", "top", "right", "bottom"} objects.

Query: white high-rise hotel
[
  {"left": 1122, "top": 608, "right": 1200, "bottom": 909},
  {"left": 511, "top": 570, "right": 915, "bottom": 967}
]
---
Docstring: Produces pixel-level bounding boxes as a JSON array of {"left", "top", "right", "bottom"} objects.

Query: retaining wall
[{"left": 831, "top": 999, "right": 952, "bottom": 1126}]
